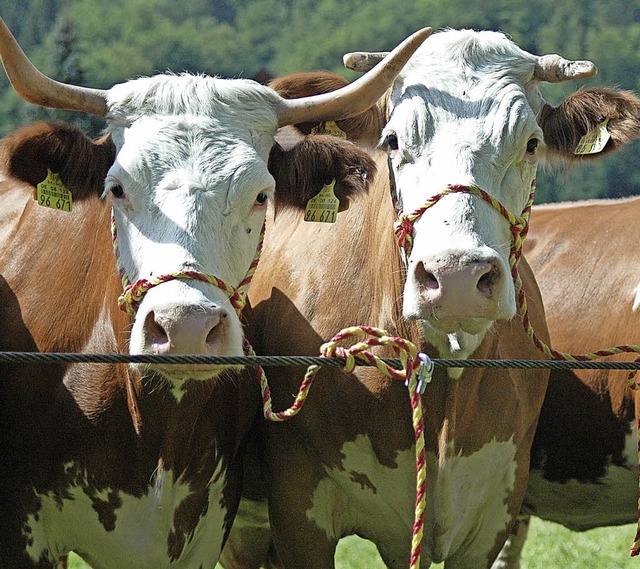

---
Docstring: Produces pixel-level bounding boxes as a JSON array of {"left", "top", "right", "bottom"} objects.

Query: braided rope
[{"left": 257, "top": 326, "right": 429, "bottom": 569}]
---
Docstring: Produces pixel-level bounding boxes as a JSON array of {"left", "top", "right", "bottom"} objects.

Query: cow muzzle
[
  {"left": 129, "top": 281, "right": 245, "bottom": 380},
  {"left": 403, "top": 249, "right": 516, "bottom": 333}
]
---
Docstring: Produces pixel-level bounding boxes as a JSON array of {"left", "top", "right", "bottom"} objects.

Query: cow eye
[
  {"left": 110, "top": 184, "right": 125, "bottom": 199},
  {"left": 255, "top": 191, "right": 268, "bottom": 205},
  {"left": 385, "top": 132, "right": 399, "bottom": 151},
  {"left": 526, "top": 138, "right": 539, "bottom": 154}
]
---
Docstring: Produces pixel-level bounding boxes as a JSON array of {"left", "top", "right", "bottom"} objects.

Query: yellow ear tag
[
  {"left": 304, "top": 179, "right": 339, "bottom": 223},
  {"left": 574, "top": 117, "right": 611, "bottom": 155},
  {"left": 35, "top": 169, "right": 72, "bottom": 212},
  {"left": 310, "top": 121, "right": 347, "bottom": 139}
]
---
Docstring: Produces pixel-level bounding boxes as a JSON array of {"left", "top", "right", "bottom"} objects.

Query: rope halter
[
  {"left": 111, "top": 212, "right": 265, "bottom": 318},
  {"left": 391, "top": 181, "right": 535, "bottom": 265}
]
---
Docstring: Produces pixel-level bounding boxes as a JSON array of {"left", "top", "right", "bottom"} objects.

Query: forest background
[{"left": 2, "top": 0, "right": 640, "bottom": 203}]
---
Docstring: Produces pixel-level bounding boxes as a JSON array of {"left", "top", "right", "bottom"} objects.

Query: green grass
[{"left": 67, "top": 518, "right": 640, "bottom": 568}]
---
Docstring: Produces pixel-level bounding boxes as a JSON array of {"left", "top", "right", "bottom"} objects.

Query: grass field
[{"left": 67, "top": 518, "right": 640, "bottom": 568}]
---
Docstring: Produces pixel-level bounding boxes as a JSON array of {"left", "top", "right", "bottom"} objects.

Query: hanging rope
[{"left": 255, "top": 326, "right": 431, "bottom": 569}]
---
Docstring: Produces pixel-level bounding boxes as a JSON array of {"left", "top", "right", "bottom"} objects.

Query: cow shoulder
[
  {"left": 269, "top": 134, "right": 376, "bottom": 212},
  {"left": 0, "top": 122, "right": 116, "bottom": 199},
  {"left": 541, "top": 88, "right": 640, "bottom": 160},
  {"left": 270, "top": 71, "right": 385, "bottom": 144}
]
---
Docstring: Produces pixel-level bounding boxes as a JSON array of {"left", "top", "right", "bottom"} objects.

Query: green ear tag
[
  {"left": 35, "top": 169, "right": 72, "bottom": 212},
  {"left": 304, "top": 179, "right": 339, "bottom": 223},
  {"left": 574, "top": 117, "right": 611, "bottom": 155}
]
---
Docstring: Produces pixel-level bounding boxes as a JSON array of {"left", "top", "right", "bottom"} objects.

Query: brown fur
[
  {"left": 268, "top": 134, "right": 376, "bottom": 212},
  {"left": 270, "top": 71, "right": 386, "bottom": 144},
  {"left": 0, "top": 122, "right": 116, "bottom": 199},
  {"left": 524, "top": 198, "right": 639, "bottom": 495},
  {"left": 541, "top": 88, "right": 640, "bottom": 160}
]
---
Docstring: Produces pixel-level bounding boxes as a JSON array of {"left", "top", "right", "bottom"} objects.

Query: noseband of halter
[
  {"left": 388, "top": 163, "right": 535, "bottom": 266},
  {"left": 111, "top": 212, "right": 265, "bottom": 317}
]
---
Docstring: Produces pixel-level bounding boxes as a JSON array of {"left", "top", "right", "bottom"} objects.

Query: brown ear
[
  {"left": 268, "top": 134, "right": 376, "bottom": 212},
  {"left": 541, "top": 88, "right": 640, "bottom": 160},
  {"left": 270, "top": 71, "right": 385, "bottom": 141},
  {"left": 0, "top": 122, "right": 116, "bottom": 199}
]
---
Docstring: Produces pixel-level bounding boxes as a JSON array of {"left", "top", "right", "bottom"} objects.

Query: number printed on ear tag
[
  {"left": 304, "top": 179, "right": 339, "bottom": 223},
  {"left": 35, "top": 169, "right": 72, "bottom": 212}
]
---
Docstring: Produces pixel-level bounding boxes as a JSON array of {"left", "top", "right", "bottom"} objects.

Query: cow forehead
[
  {"left": 387, "top": 30, "right": 543, "bottom": 140},
  {"left": 110, "top": 116, "right": 275, "bottom": 201}
]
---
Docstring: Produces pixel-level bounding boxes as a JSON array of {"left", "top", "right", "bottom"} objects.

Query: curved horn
[
  {"left": 0, "top": 18, "right": 108, "bottom": 116},
  {"left": 343, "top": 51, "right": 389, "bottom": 73},
  {"left": 534, "top": 54, "right": 597, "bottom": 83},
  {"left": 276, "top": 27, "right": 432, "bottom": 127}
]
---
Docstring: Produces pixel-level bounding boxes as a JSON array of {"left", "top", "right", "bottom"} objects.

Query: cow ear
[
  {"left": 0, "top": 122, "right": 116, "bottom": 200},
  {"left": 270, "top": 71, "right": 384, "bottom": 142},
  {"left": 541, "top": 88, "right": 640, "bottom": 160},
  {"left": 268, "top": 135, "right": 376, "bottom": 212}
]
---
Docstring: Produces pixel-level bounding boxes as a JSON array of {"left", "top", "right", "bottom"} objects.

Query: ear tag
[
  {"left": 35, "top": 169, "right": 73, "bottom": 212},
  {"left": 574, "top": 117, "right": 611, "bottom": 155},
  {"left": 311, "top": 121, "right": 347, "bottom": 139},
  {"left": 304, "top": 178, "right": 339, "bottom": 223}
]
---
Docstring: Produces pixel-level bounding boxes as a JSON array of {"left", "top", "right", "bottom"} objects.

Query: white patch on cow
[
  {"left": 25, "top": 460, "right": 228, "bottom": 569},
  {"left": 524, "top": 421, "right": 638, "bottom": 530},
  {"left": 423, "top": 325, "right": 486, "bottom": 379},
  {"left": 306, "top": 434, "right": 517, "bottom": 566}
]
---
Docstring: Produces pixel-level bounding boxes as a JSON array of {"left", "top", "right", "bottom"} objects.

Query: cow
[
  {"left": 492, "top": 193, "right": 640, "bottom": 568},
  {"left": 222, "top": 29, "right": 640, "bottom": 569},
  {"left": 0, "top": 16, "right": 431, "bottom": 569}
]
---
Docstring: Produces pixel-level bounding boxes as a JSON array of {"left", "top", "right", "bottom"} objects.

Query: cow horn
[
  {"left": 0, "top": 18, "right": 108, "bottom": 116},
  {"left": 276, "top": 27, "right": 431, "bottom": 127},
  {"left": 343, "top": 51, "right": 389, "bottom": 73},
  {"left": 534, "top": 54, "right": 597, "bottom": 83}
]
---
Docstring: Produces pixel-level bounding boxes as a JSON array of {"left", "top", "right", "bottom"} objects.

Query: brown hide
[
  {"left": 524, "top": 199, "right": 638, "bottom": 484},
  {"left": 0, "top": 120, "right": 380, "bottom": 568},
  {"left": 270, "top": 71, "right": 386, "bottom": 144},
  {"left": 244, "top": 148, "right": 550, "bottom": 567}
]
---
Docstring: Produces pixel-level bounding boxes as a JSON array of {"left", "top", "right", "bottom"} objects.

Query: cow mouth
[
  {"left": 427, "top": 316, "right": 492, "bottom": 335},
  {"left": 139, "top": 363, "right": 244, "bottom": 382}
]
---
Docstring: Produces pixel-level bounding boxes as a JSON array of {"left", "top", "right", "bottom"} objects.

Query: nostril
[
  {"left": 415, "top": 261, "right": 440, "bottom": 291},
  {"left": 145, "top": 310, "right": 170, "bottom": 347},
  {"left": 476, "top": 264, "right": 501, "bottom": 297},
  {"left": 205, "top": 308, "right": 227, "bottom": 347}
]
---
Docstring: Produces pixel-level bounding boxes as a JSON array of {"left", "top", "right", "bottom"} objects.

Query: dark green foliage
[{"left": 2, "top": 0, "right": 640, "bottom": 201}]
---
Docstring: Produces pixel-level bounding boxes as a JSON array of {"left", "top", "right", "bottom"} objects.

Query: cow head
[
  {"left": 276, "top": 30, "right": 640, "bottom": 359},
  {"left": 0, "top": 18, "right": 431, "bottom": 381}
]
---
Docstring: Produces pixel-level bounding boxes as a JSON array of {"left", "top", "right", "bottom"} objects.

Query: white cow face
[
  {"left": 105, "top": 76, "right": 279, "bottom": 379},
  {"left": 382, "top": 30, "right": 546, "bottom": 358}
]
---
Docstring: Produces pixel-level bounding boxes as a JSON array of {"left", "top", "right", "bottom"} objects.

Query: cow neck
[{"left": 110, "top": 210, "right": 265, "bottom": 319}]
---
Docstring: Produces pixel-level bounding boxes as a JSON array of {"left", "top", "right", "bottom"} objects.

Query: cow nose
[
  {"left": 414, "top": 259, "right": 501, "bottom": 300},
  {"left": 142, "top": 305, "right": 230, "bottom": 355},
  {"left": 411, "top": 254, "right": 508, "bottom": 319}
]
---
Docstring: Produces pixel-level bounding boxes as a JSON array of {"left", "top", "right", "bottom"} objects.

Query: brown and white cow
[
  {"left": 0, "top": 17, "right": 431, "bottom": 568},
  {"left": 224, "top": 30, "right": 640, "bottom": 569},
  {"left": 493, "top": 191, "right": 640, "bottom": 568}
]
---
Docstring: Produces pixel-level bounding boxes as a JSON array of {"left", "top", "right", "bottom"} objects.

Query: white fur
[
  {"left": 307, "top": 434, "right": 517, "bottom": 568},
  {"left": 24, "top": 461, "right": 227, "bottom": 569}
]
